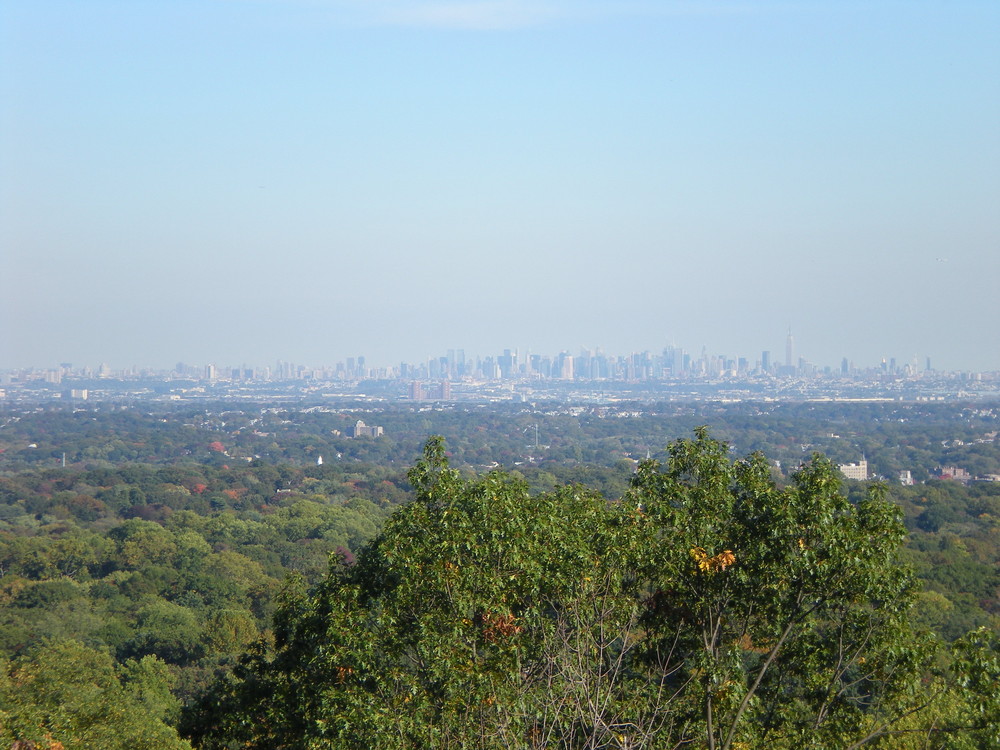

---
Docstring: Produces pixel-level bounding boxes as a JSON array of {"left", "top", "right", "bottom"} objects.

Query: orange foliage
[
  {"left": 479, "top": 612, "right": 524, "bottom": 643},
  {"left": 690, "top": 547, "right": 736, "bottom": 574}
]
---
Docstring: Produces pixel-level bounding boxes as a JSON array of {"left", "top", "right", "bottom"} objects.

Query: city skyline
[
  {"left": 3, "top": 332, "right": 988, "bottom": 379},
  {"left": 3, "top": 2, "right": 998, "bottom": 372}
]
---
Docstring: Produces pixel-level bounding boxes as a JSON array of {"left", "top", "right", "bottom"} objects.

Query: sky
[{"left": 2, "top": 0, "right": 999, "bottom": 373}]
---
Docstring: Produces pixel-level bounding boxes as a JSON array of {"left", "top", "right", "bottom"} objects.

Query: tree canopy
[
  {"left": 0, "top": 640, "right": 189, "bottom": 750},
  {"left": 187, "top": 431, "right": 999, "bottom": 749}
]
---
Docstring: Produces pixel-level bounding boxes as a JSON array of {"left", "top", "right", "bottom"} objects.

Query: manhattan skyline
[
  {"left": 3, "top": 331, "right": 990, "bottom": 379},
  {"left": 2, "top": 2, "right": 998, "bottom": 372}
]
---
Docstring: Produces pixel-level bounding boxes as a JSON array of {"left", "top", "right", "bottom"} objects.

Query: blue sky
[{"left": 2, "top": 0, "right": 998, "bottom": 372}]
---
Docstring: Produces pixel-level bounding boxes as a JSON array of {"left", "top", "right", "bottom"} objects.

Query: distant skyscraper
[
  {"left": 558, "top": 353, "right": 574, "bottom": 380},
  {"left": 498, "top": 349, "right": 516, "bottom": 378},
  {"left": 785, "top": 328, "right": 795, "bottom": 369},
  {"left": 761, "top": 350, "right": 771, "bottom": 373},
  {"left": 671, "top": 347, "right": 685, "bottom": 375}
]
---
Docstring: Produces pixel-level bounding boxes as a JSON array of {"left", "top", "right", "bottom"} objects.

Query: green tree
[
  {"left": 625, "top": 429, "right": 933, "bottom": 749},
  {"left": 125, "top": 600, "right": 203, "bottom": 665},
  {"left": 0, "top": 640, "right": 190, "bottom": 749},
  {"left": 183, "top": 433, "right": 987, "bottom": 749}
]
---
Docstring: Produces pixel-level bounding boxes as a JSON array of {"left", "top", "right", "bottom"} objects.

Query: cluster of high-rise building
[
  {"left": 371, "top": 341, "right": 938, "bottom": 384},
  {"left": 1, "top": 335, "right": 988, "bottom": 390}
]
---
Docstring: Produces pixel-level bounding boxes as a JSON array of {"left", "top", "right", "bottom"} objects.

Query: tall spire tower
[{"left": 785, "top": 327, "right": 795, "bottom": 369}]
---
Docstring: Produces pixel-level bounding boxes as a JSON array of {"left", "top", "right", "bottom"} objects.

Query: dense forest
[{"left": 0, "top": 402, "right": 997, "bottom": 747}]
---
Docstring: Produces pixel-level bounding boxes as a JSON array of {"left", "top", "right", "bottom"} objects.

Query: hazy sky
[{"left": 2, "top": 0, "right": 998, "bottom": 372}]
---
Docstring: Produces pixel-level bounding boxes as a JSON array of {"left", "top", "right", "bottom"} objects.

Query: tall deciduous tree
[{"left": 186, "top": 432, "right": 983, "bottom": 749}]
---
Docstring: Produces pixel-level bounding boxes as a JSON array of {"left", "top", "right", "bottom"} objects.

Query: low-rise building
[
  {"left": 348, "top": 419, "right": 383, "bottom": 438},
  {"left": 839, "top": 459, "right": 868, "bottom": 481}
]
